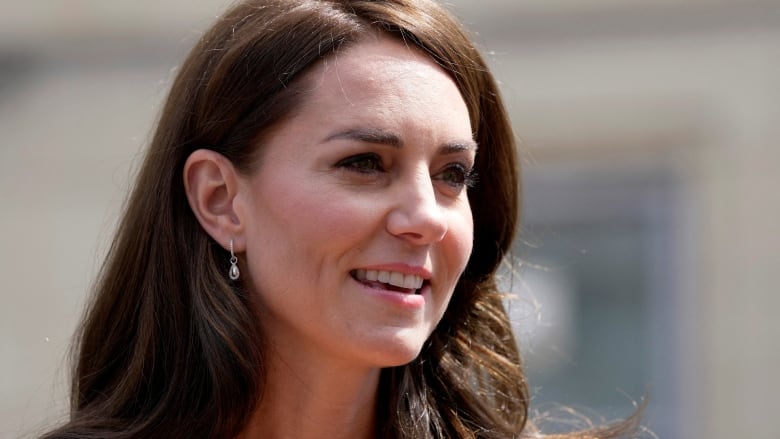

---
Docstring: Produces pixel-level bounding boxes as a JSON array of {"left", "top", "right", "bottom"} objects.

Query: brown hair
[{"left": 42, "top": 1, "right": 640, "bottom": 438}]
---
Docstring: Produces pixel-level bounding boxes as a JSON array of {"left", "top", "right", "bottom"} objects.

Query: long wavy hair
[{"left": 43, "top": 1, "right": 640, "bottom": 438}]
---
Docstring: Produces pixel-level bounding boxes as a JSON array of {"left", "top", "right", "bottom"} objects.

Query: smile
[{"left": 351, "top": 269, "right": 425, "bottom": 294}]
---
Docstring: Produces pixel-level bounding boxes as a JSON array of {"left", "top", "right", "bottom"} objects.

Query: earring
[{"left": 229, "top": 239, "right": 240, "bottom": 281}]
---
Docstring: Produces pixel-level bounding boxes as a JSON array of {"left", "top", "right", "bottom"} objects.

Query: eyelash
[
  {"left": 335, "top": 153, "right": 383, "bottom": 174},
  {"left": 334, "top": 153, "right": 477, "bottom": 189},
  {"left": 438, "top": 163, "right": 478, "bottom": 189}
]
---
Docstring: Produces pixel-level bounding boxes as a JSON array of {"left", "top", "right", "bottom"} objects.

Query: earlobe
[{"left": 183, "top": 149, "right": 245, "bottom": 250}]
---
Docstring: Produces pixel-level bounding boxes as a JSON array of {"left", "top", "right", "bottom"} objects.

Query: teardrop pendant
[
  {"left": 229, "top": 262, "right": 240, "bottom": 280},
  {"left": 228, "top": 239, "right": 240, "bottom": 281}
]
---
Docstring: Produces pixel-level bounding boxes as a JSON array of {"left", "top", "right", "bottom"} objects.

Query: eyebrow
[{"left": 323, "top": 127, "right": 478, "bottom": 153}]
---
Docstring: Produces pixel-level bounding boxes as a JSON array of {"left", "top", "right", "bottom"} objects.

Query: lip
[
  {"left": 350, "top": 263, "right": 431, "bottom": 309},
  {"left": 351, "top": 275, "right": 429, "bottom": 309}
]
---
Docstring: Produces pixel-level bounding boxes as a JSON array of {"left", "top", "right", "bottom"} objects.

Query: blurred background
[{"left": 1, "top": 1, "right": 778, "bottom": 438}]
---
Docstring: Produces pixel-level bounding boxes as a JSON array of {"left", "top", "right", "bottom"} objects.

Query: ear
[{"left": 183, "top": 149, "right": 246, "bottom": 251}]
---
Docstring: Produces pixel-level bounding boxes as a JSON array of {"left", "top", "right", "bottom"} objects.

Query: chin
[
  {"left": 363, "top": 330, "right": 430, "bottom": 368},
  {"left": 381, "top": 351, "right": 423, "bottom": 368}
]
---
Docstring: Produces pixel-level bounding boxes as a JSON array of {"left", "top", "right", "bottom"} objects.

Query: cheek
[
  {"left": 449, "top": 205, "right": 475, "bottom": 271},
  {"left": 289, "top": 192, "right": 379, "bottom": 245},
  {"left": 249, "top": 184, "right": 379, "bottom": 267}
]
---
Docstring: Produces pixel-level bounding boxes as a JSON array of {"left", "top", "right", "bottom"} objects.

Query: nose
[{"left": 386, "top": 171, "right": 448, "bottom": 245}]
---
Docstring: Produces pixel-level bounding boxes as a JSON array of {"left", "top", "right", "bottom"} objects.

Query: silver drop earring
[{"left": 229, "top": 239, "right": 240, "bottom": 281}]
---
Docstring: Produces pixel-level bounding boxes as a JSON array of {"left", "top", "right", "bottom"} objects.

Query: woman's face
[{"left": 236, "top": 36, "right": 475, "bottom": 368}]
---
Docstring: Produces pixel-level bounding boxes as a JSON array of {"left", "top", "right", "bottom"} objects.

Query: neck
[{"left": 237, "top": 346, "right": 381, "bottom": 439}]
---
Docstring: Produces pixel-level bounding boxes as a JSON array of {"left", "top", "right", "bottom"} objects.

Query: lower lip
[{"left": 352, "top": 277, "right": 427, "bottom": 309}]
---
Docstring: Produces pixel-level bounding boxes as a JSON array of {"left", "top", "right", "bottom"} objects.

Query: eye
[
  {"left": 334, "top": 153, "right": 384, "bottom": 174},
  {"left": 436, "top": 163, "right": 478, "bottom": 189}
]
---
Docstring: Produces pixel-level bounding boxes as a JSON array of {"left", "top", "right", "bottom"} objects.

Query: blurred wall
[{"left": 1, "top": 1, "right": 778, "bottom": 438}]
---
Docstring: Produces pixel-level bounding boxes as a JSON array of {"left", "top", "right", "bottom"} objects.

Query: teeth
[
  {"left": 354, "top": 269, "right": 424, "bottom": 290},
  {"left": 390, "top": 272, "right": 404, "bottom": 287},
  {"left": 402, "top": 274, "right": 421, "bottom": 289}
]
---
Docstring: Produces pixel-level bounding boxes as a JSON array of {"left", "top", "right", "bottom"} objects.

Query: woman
[{"left": 43, "top": 0, "right": 640, "bottom": 438}]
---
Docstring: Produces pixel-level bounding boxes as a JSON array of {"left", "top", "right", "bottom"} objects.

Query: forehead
[
  {"left": 294, "top": 36, "right": 471, "bottom": 127},
  {"left": 329, "top": 37, "right": 447, "bottom": 83}
]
